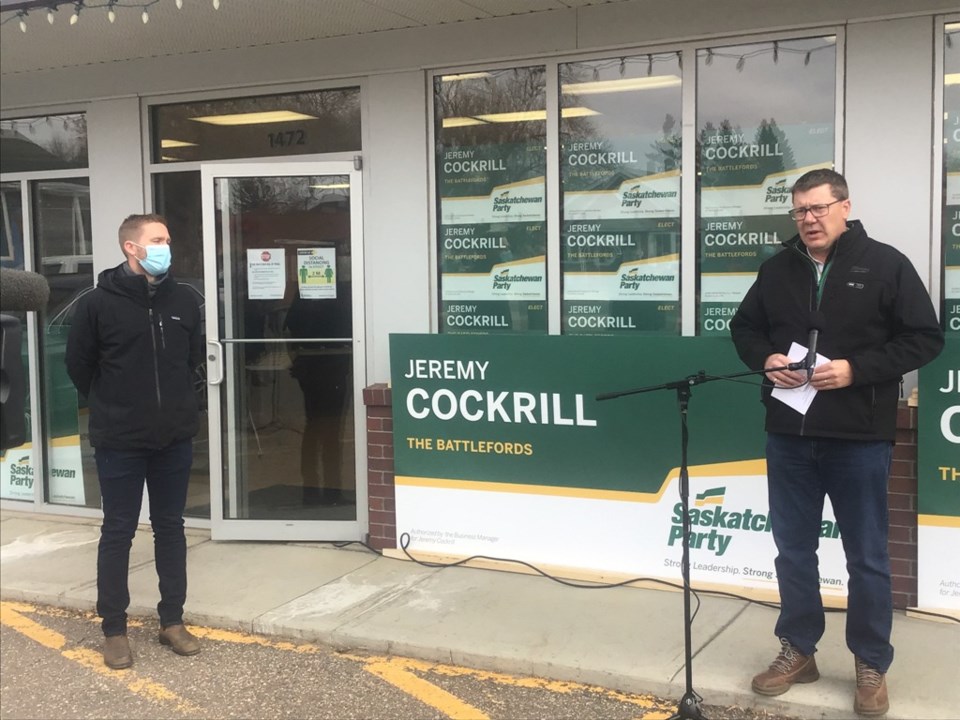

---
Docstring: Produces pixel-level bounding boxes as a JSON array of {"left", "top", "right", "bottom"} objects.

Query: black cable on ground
[{"left": 325, "top": 534, "right": 959, "bottom": 625}]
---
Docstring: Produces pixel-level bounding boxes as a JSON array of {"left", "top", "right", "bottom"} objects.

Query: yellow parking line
[
  {"left": 15, "top": 604, "right": 673, "bottom": 718},
  {"left": 365, "top": 657, "right": 490, "bottom": 720},
  {"left": 346, "top": 654, "right": 669, "bottom": 712},
  {"left": 0, "top": 602, "right": 202, "bottom": 716}
]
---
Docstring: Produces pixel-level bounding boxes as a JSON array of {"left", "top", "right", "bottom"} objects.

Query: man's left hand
[{"left": 810, "top": 360, "right": 853, "bottom": 390}]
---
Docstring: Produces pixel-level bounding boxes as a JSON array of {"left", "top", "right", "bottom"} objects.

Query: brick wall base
[
  {"left": 363, "top": 384, "right": 395, "bottom": 550},
  {"left": 364, "top": 386, "right": 920, "bottom": 608}
]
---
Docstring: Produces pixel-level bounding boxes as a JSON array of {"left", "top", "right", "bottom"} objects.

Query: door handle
[{"left": 207, "top": 339, "right": 224, "bottom": 385}]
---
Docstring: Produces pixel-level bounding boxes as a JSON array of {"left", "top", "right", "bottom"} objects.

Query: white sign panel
[{"left": 247, "top": 248, "right": 286, "bottom": 300}]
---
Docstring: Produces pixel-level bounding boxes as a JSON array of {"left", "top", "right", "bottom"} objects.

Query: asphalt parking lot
[{"left": 0, "top": 601, "right": 799, "bottom": 720}]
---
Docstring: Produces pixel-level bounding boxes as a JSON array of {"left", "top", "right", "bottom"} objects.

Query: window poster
[
  {"left": 944, "top": 23, "right": 960, "bottom": 337},
  {"left": 560, "top": 55, "right": 682, "bottom": 334},
  {"left": 697, "top": 37, "right": 836, "bottom": 335},
  {"left": 435, "top": 67, "right": 547, "bottom": 334},
  {"left": 247, "top": 248, "right": 286, "bottom": 300},
  {"left": 297, "top": 247, "right": 337, "bottom": 299},
  {"left": 437, "top": 141, "right": 546, "bottom": 333}
]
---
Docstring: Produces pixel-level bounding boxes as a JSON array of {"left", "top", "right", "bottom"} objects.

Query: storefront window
[
  {"left": 33, "top": 178, "right": 97, "bottom": 508},
  {"left": 1, "top": 182, "right": 24, "bottom": 268},
  {"left": 434, "top": 66, "right": 548, "bottom": 334},
  {"left": 151, "top": 89, "right": 361, "bottom": 163},
  {"left": 560, "top": 53, "right": 682, "bottom": 335},
  {"left": 0, "top": 182, "right": 31, "bottom": 501},
  {"left": 696, "top": 37, "right": 836, "bottom": 335},
  {"left": 0, "top": 114, "right": 88, "bottom": 174},
  {"left": 154, "top": 171, "right": 204, "bottom": 292},
  {"left": 943, "top": 23, "right": 960, "bottom": 337},
  {"left": 152, "top": 171, "right": 207, "bottom": 517}
]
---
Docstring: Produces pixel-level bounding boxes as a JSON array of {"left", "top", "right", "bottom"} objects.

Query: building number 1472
[{"left": 268, "top": 130, "right": 307, "bottom": 148}]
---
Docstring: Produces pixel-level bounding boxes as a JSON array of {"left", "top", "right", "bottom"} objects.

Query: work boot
[
  {"left": 158, "top": 624, "right": 201, "bottom": 656},
  {"left": 103, "top": 634, "right": 133, "bottom": 669},
  {"left": 751, "top": 637, "right": 819, "bottom": 696},
  {"left": 854, "top": 657, "right": 889, "bottom": 717}
]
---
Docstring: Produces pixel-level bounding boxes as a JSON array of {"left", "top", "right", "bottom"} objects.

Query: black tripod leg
[
  {"left": 667, "top": 689, "right": 708, "bottom": 719},
  {"left": 667, "top": 386, "right": 709, "bottom": 720}
]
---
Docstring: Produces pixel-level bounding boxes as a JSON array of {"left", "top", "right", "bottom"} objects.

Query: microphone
[
  {"left": 0, "top": 268, "right": 50, "bottom": 312},
  {"left": 806, "top": 310, "right": 826, "bottom": 381}
]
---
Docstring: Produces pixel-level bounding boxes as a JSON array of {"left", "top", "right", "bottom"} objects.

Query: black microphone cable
[{"left": 327, "top": 535, "right": 960, "bottom": 625}]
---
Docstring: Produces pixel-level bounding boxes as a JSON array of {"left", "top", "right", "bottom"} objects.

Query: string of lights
[
  {"left": 0, "top": 114, "right": 84, "bottom": 134},
  {"left": 1, "top": 0, "right": 222, "bottom": 31},
  {"left": 562, "top": 40, "right": 837, "bottom": 81}
]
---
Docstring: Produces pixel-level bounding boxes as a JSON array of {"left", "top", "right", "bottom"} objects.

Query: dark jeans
[
  {"left": 95, "top": 439, "right": 192, "bottom": 637},
  {"left": 766, "top": 433, "right": 894, "bottom": 673}
]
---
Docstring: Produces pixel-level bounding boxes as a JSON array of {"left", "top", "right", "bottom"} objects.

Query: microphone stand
[{"left": 597, "top": 362, "right": 802, "bottom": 720}]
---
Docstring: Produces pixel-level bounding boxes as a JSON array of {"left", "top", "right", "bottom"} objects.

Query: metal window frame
[{"left": 426, "top": 25, "right": 846, "bottom": 336}]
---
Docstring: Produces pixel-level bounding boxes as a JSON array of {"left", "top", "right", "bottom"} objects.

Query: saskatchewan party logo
[
  {"left": 622, "top": 184, "right": 645, "bottom": 208},
  {"left": 492, "top": 189, "right": 543, "bottom": 215},
  {"left": 695, "top": 486, "right": 726, "bottom": 506},
  {"left": 764, "top": 177, "right": 790, "bottom": 206},
  {"left": 491, "top": 267, "right": 544, "bottom": 292}
]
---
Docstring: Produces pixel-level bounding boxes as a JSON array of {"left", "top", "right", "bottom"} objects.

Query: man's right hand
[{"left": 764, "top": 353, "right": 806, "bottom": 388}]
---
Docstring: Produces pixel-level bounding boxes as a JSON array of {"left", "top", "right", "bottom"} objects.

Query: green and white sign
[
  {"left": 0, "top": 323, "right": 87, "bottom": 505},
  {"left": 0, "top": 439, "right": 85, "bottom": 505},
  {"left": 917, "top": 341, "right": 960, "bottom": 614},
  {"left": 561, "top": 132, "right": 681, "bottom": 334},
  {"left": 297, "top": 247, "right": 336, "bottom": 299},
  {"left": 697, "top": 122, "right": 834, "bottom": 336},
  {"left": 391, "top": 334, "right": 848, "bottom": 601},
  {"left": 696, "top": 35, "right": 837, "bottom": 337},
  {"left": 438, "top": 142, "right": 546, "bottom": 333},
  {"left": 944, "top": 35, "right": 960, "bottom": 336}
]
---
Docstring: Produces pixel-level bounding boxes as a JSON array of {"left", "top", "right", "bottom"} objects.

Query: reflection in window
[
  {"left": 154, "top": 171, "right": 204, "bottom": 294},
  {"left": 1, "top": 182, "right": 24, "bottom": 268},
  {"left": 151, "top": 89, "right": 361, "bottom": 163},
  {"left": 560, "top": 54, "right": 682, "bottom": 334},
  {"left": 212, "top": 175, "right": 356, "bottom": 520},
  {"left": 943, "top": 23, "right": 960, "bottom": 336},
  {"left": 0, "top": 183, "right": 31, "bottom": 502},
  {"left": 153, "top": 171, "right": 208, "bottom": 517},
  {"left": 0, "top": 114, "right": 88, "bottom": 174},
  {"left": 434, "top": 67, "right": 547, "bottom": 333},
  {"left": 32, "top": 178, "right": 98, "bottom": 508},
  {"left": 696, "top": 37, "right": 836, "bottom": 335}
]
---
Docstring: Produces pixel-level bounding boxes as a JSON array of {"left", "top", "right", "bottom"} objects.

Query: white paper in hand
[{"left": 771, "top": 341, "right": 831, "bottom": 415}]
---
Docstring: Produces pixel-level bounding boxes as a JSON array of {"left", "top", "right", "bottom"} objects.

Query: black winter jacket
[
  {"left": 730, "top": 220, "right": 944, "bottom": 441},
  {"left": 65, "top": 264, "right": 204, "bottom": 450}
]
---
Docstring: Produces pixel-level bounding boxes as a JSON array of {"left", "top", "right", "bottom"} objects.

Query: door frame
[{"left": 200, "top": 159, "right": 366, "bottom": 541}]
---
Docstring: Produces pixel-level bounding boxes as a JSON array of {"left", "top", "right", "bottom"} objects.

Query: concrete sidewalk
[{"left": 1, "top": 508, "right": 957, "bottom": 720}]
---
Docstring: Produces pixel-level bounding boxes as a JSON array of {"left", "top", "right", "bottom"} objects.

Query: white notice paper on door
[{"left": 247, "top": 248, "right": 286, "bottom": 300}]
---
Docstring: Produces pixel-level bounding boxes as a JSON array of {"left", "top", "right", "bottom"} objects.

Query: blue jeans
[
  {"left": 766, "top": 433, "right": 894, "bottom": 673},
  {"left": 95, "top": 439, "right": 192, "bottom": 637}
]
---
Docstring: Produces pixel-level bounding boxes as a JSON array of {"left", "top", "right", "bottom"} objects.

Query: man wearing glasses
[{"left": 730, "top": 169, "right": 943, "bottom": 717}]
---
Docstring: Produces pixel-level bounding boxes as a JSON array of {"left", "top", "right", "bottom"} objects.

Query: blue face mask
[{"left": 136, "top": 244, "right": 172, "bottom": 276}]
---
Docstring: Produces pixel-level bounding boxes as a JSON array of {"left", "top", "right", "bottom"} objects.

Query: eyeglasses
[{"left": 787, "top": 199, "right": 844, "bottom": 222}]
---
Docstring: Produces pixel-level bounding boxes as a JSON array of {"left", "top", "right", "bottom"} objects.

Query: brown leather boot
[
  {"left": 854, "top": 657, "right": 889, "bottom": 717},
  {"left": 103, "top": 634, "right": 133, "bottom": 669},
  {"left": 751, "top": 638, "right": 820, "bottom": 696},
  {"left": 158, "top": 624, "right": 201, "bottom": 656}
]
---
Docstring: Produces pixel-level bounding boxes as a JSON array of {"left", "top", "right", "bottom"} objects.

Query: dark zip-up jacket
[
  {"left": 730, "top": 220, "right": 944, "bottom": 441},
  {"left": 65, "top": 263, "right": 204, "bottom": 450}
]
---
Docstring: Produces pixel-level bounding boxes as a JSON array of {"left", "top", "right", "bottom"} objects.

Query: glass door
[{"left": 201, "top": 161, "right": 364, "bottom": 540}]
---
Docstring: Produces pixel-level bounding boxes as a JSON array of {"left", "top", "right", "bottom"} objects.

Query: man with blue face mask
[{"left": 66, "top": 213, "right": 204, "bottom": 670}]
